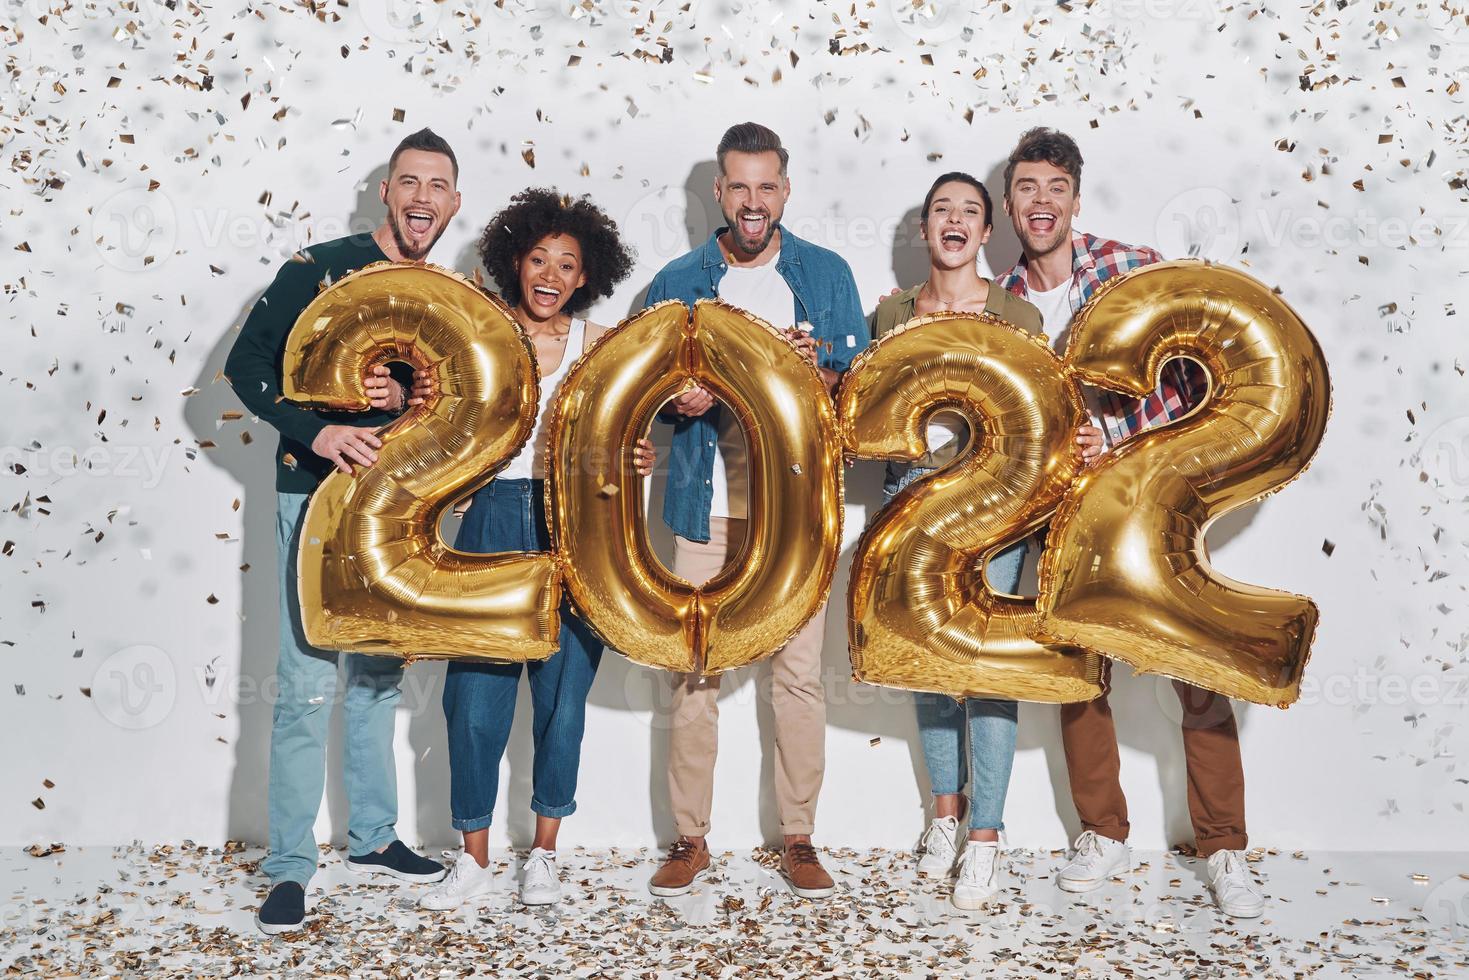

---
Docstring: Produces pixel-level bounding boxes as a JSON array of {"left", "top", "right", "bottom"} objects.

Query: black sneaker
[
  {"left": 255, "top": 881, "right": 305, "bottom": 936},
  {"left": 345, "top": 840, "right": 446, "bottom": 883}
]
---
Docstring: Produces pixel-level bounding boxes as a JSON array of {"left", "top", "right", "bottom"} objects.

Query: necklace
[{"left": 919, "top": 278, "right": 989, "bottom": 310}]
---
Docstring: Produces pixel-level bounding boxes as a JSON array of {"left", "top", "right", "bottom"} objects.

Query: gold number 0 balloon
[
  {"left": 1034, "top": 260, "right": 1331, "bottom": 707},
  {"left": 547, "top": 299, "right": 843, "bottom": 675},
  {"left": 839, "top": 313, "right": 1103, "bottom": 702},
  {"left": 284, "top": 262, "right": 562, "bottom": 662}
]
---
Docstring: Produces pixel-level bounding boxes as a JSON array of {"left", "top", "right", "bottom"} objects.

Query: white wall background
[{"left": 2, "top": 0, "right": 1466, "bottom": 854}]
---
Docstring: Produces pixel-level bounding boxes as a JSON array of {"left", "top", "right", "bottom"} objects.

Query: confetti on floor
[{"left": 1, "top": 844, "right": 1464, "bottom": 977}]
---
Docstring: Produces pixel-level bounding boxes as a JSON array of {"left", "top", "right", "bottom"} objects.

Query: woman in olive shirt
[{"left": 871, "top": 172, "right": 1042, "bottom": 911}]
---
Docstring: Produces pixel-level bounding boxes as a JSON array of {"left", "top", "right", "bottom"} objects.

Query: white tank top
[{"left": 500, "top": 317, "right": 586, "bottom": 481}]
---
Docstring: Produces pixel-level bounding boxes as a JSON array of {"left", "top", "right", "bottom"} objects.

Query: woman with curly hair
[{"left": 418, "top": 188, "right": 652, "bottom": 911}]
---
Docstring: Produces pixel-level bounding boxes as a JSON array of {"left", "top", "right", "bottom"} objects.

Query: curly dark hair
[
  {"left": 477, "top": 188, "right": 634, "bottom": 314},
  {"left": 1002, "top": 127, "right": 1084, "bottom": 201}
]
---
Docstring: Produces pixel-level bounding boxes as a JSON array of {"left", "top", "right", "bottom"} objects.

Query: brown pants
[
  {"left": 1060, "top": 661, "right": 1247, "bottom": 856},
  {"left": 666, "top": 517, "right": 827, "bottom": 838}
]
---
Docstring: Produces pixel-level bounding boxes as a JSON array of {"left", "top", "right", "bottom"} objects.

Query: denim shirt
[{"left": 645, "top": 224, "right": 870, "bottom": 542}]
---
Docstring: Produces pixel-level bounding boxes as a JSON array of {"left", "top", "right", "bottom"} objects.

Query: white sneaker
[
  {"left": 1206, "top": 849, "right": 1264, "bottom": 918},
  {"left": 951, "top": 841, "right": 1002, "bottom": 910},
  {"left": 419, "top": 852, "right": 496, "bottom": 911},
  {"left": 917, "top": 815, "right": 960, "bottom": 877},
  {"left": 1057, "top": 830, "right": 1132, "bottom": 893},
  {"left": 520, "top": 847, "right": 562, "bottom": 906}
]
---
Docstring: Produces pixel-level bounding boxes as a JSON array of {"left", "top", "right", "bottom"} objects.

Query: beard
[
  {"left": 387, "top": 209, "right": 445, "bottom": 261},
  {"left": 724, "top": 208, "right": 778, "bottom": 257}
]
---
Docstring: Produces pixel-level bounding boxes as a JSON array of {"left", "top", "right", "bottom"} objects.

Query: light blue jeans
[
  {"left": 884, "top": 464, "right": 1024, "bottom": 832},
  {"left": 262, "top": 491, "right": 404, "bottom": 886}
]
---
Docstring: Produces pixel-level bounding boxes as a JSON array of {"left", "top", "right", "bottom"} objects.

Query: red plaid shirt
[{"left": 997, "top": 232, "right": 1207, "bottom": 445}]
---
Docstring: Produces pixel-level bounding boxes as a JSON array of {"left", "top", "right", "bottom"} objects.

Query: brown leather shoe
[
  {"left": 781, "top": 842, "right": 836, "bottom": 899},
  {"left": 649, "top": 838, "right": 711, "bottom": 897}
]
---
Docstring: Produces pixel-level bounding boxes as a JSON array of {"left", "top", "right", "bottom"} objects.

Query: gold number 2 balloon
[
  {"left": 547, "top": 299, "right": 844, "bottom": 675},
  {"left": 839, "top": 313, "right": 1103, "bottom": 702},
  {"left": 283, "top": 262, "right": 562, "bottom": 662},
  {"left": 1035, "top": 260, "right": 1331, "bottom": 707}
]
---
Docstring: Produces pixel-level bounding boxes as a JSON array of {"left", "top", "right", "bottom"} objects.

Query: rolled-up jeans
[
  {"left": 442, "top": 479, "right": 604, "bottom": 832},
  {"left": 263, "top": 491, "right": 404, "bottom": 887},
  {"left": 884, "top": 463, "right": 1024, "bottom": 832}
]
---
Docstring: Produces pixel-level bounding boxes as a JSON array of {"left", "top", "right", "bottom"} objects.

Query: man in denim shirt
[{"left": 644, "top": 122, "right": 868, "bottom": 901}]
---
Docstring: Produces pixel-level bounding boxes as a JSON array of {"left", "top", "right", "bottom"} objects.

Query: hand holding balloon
[
  {"left": 1075, "top": 423, "right": 1106, "bottom": 466},
  {"left": 311, "top": 425, "right": 383, "bottom": 474},
  {"left": 408, "top": 366, "right": 436, "bottom": 407},
  {"left": 669, "top": 385, "right": 716, "bottom": 418},
  {"left": 784, "top": 326, "right": 819, "bottom": 366},
  {"left": 632, "top": 438, "right": 656, "bottom": 477},
  {"left": 364, "top": 365, "right": 406, "bottom": 411}
]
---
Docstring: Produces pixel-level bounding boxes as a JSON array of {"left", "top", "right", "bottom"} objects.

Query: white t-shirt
[
  {"left": 1029, "top": 278, "right": 1108, "bottom": 446},
  {"left": 708, "top": 252, "right": 795, "bottom": 519},
  {"left": 1030, "top": 280, "right": 1075, "bottom": 352}
]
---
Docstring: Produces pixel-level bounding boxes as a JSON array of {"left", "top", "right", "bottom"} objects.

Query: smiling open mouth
[
  {"left": 1026, "top": 210, "right": 1057, "bottom": 234},
  {"left": 531, "top": 285, "right": 561, "bottom": 302},
  {"left": 405, "top": 210, "right": 435, "bottom": 235},
  {"left": 940, "top": 229, "right": 969, "bottom": 250},
  {"left": 738, "top": 210, "right": 768, "bottom": 237}
]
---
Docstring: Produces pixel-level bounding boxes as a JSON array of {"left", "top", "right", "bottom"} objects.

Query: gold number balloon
[
  {"left": 547, "top": 299, "right": 843, "bottom": 675},
  {"left": 284, "top": 262, "right": 562, "bottom": 662},
  {"left": 839, "top": 313, "right": 1103, "bottom": 702},
  {"left": 1034, "top": 260, "right": 1331, "bottom": 707}
]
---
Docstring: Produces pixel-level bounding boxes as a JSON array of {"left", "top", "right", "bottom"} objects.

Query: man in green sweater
[{"left": 225, "top": 128, "right": 462, "bottom": 934}]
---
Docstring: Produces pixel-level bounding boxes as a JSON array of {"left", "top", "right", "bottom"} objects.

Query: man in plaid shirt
[
  {"left": 996, "top": 232, "right": 1209, "bottom": 446},
  {"left": 996, "top": 128, "right": 1263, "bottom": 919}
]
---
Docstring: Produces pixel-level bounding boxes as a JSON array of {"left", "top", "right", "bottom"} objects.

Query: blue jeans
[
  {"left": 443, "top": 479, "right": 604, "bottom": 832},
  {"left": 264, "top": 492, "right": 404, "bottom": 886},
  {"left": 884, "top": 464, "right": 1024, "bottom": 832}
]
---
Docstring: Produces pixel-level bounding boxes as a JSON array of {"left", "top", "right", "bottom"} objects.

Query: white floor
[{"left": 1, "top": 844, "right": 1465, "bottom": 977}]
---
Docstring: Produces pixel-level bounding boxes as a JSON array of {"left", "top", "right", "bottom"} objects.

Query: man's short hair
[
  {"left": 388, "top": 127, "right": 458, "bottom": 184},
  {"left": 1002, "top": 127, "right": 1083, "bottom": 200},
  {"left": 716, "top": 122, "right": 789, "bottom": 176}
]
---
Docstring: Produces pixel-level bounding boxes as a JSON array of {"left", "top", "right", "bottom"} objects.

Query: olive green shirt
[{"left": 869, "top": 279, "right": 1044, "bottom": 471}]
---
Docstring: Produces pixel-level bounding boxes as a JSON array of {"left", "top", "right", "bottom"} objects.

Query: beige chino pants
[{"left": 666, "top": 517, "right": 828, "bottom": 837}]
